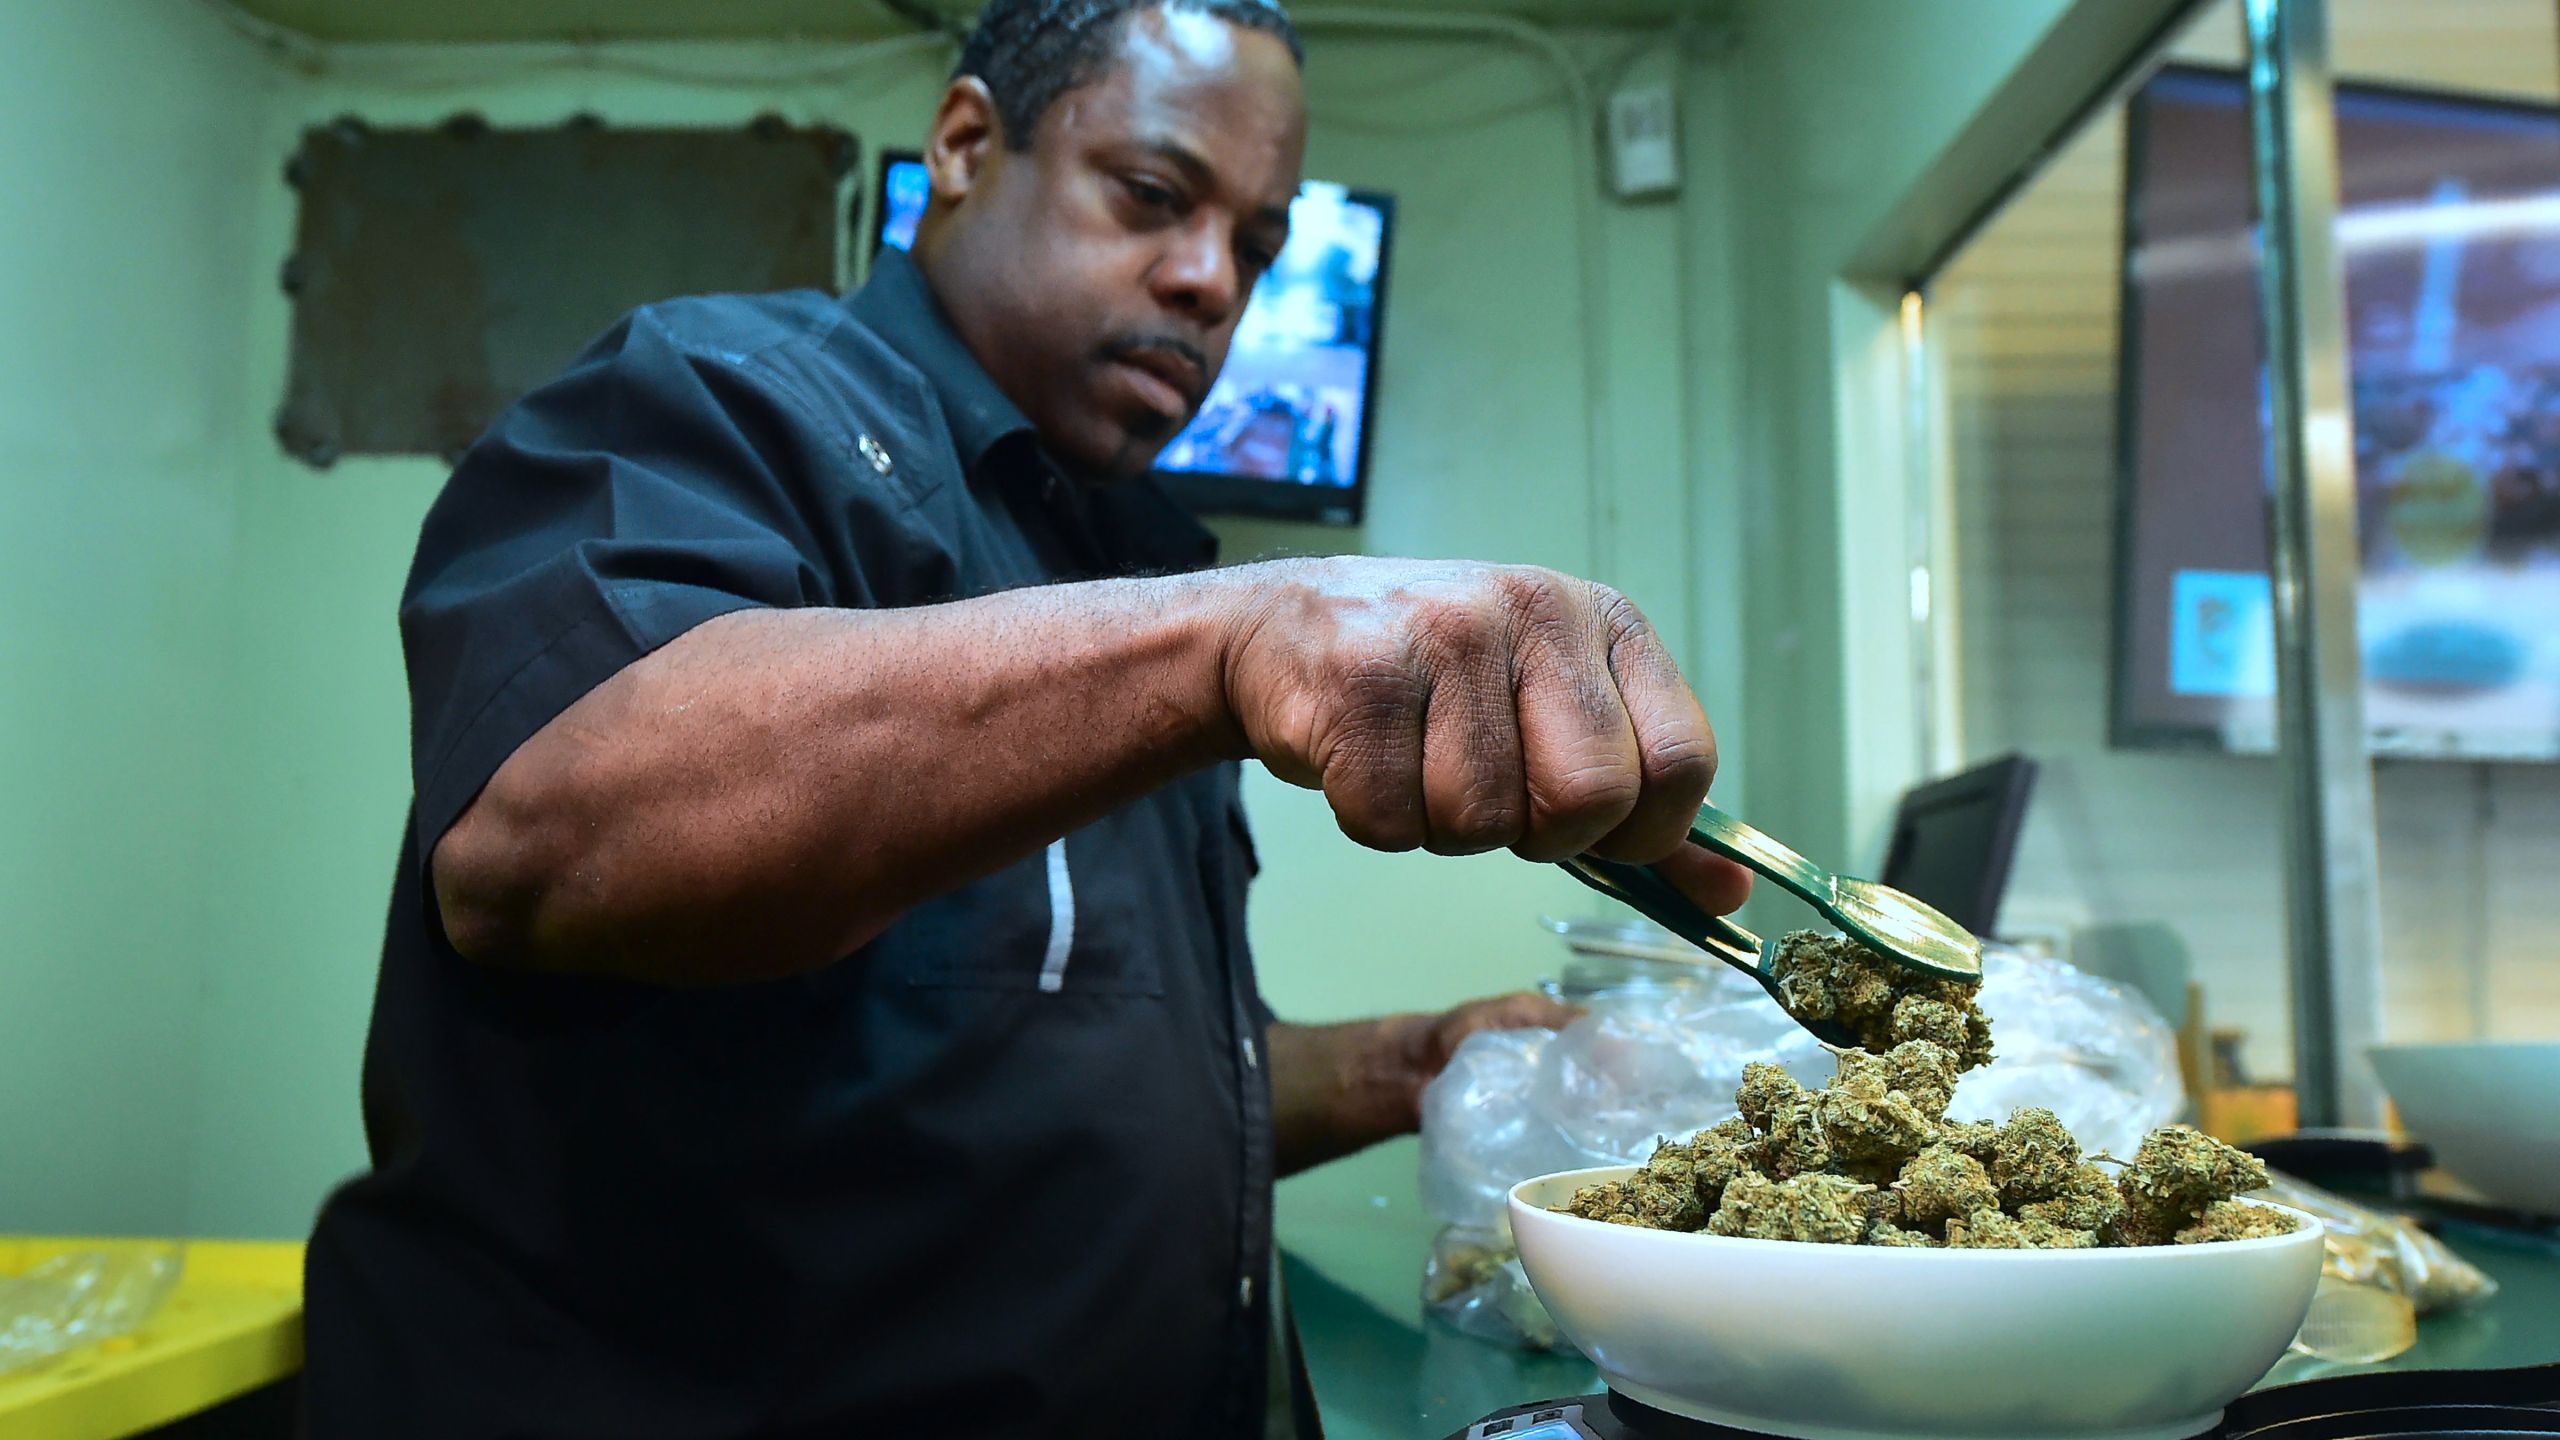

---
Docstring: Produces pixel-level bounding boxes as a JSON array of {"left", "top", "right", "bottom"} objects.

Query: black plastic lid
[
  {"left": 2226, "top": 1367, "right": 2560, "bottom": 1440},
  {"left": 1452, "top": 1366, "right": 2560, "bottom": 1440}
]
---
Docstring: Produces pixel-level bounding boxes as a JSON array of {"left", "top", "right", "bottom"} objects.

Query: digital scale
[{"left": 1444, "top": 1365, "right": 2560, "bottom": 1440}]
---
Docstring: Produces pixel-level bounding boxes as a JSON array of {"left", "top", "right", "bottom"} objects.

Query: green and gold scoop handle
[
  {"left": 1555, "top": 852, "right": 1865, "bottom": 1050},
  {"left": 1560, "top": 801, "right": 1983, "bottom": 989}
]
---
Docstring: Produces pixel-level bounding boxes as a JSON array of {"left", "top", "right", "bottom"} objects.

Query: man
[{"left": 302, "top": 0, "right": 1751, "bottom": 1435}]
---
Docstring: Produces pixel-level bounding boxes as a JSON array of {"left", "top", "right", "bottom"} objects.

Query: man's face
[{"left": 919, "top": 10, "right": 1308, "bottom": 479}]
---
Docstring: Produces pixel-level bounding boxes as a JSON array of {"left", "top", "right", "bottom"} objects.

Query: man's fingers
[
  {"left": 1459, "top": 991, "right": 1584, "bottom": 1033},
  {"left": 1584, "top": 592, "right": 1718, "bottom": 864},
  {"left": 1226, "top": 559, "right": 1723, "bottom": 871},
  {"left": 1649, "top": 842, "right": 1755, "bottom": 917},
  {"left": 1508, "top": 585, "right": 1642, "bottom": 863},
  {"left": 1416, "top": 616, "right": 1527, "bottom": 855},
  {"left": 1421, "top": 991, "right": 1587, "bottom": 1074},
  {"left": 1318, "top": 657, "right": 1430, "bottom": 852}
]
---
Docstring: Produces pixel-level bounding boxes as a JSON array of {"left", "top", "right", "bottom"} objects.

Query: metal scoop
[{"left": 1557, "top": 802, "right": 1983, "bottom": 1048}]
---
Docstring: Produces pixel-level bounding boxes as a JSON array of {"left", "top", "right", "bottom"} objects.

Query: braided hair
[{"left": 956, "top": 0, "right": 1304, "bottom": 149}]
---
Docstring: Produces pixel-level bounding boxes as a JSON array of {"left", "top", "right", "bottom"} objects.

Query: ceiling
[{"left": 222, "top": 0, "right": 1719, "bottom": 44}]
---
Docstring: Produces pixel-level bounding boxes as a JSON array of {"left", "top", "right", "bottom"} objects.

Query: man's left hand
[
  {"left": 1392, "top": 991, "right": 1584, "bottom": 1096},
  {"left": 1267, "top": 990, "right": 1581, "bottom": 1177}
]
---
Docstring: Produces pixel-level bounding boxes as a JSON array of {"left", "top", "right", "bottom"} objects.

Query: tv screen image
[
  {"left": 871, "top": 154, "right": 1391, "bottom": 524},
  {"left": 878, "top": 152, "right": 931, "bottom": 253},
  {"left": 2116, "top": 67, "right": 2560, "bottom": 760}
]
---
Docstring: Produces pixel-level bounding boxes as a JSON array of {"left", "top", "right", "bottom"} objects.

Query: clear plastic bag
[
  {"left": 1419, "top": 943, "right": 2187, "bottom": 1348},
  {"left": 1420, "top": 982, "right": 1831, "bottom": 1235},
  {"left": 2259, "top": 1172, "right": 2499, "bottom": 1316},
  {"left": 2252, "top": 1171, "right": 2498, "bottom": 1365},
  {"left": 1529, "top": 988, "right": 1832, "bottom": 1186},
  {"left": 1419, "top": 1026, "right": 1571, "bottom": 1234},
  {"left": 1422, "top": 1220, "right": 1570, "bottom": 1352},
  {"left": 0, "top": 1246, "right": 184, "bottom": 1376},
  {"left": 1945, "top": 948, "right": 2187, "bottom": 1161}
]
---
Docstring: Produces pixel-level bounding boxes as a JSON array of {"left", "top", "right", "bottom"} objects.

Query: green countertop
[{"left": 1278, "top": 1139, "right": 2560, "bottom": 1440}]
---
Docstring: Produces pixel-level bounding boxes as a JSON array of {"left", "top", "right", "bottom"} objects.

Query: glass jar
[{"left": 1537, "top": 915, "right": 1733, "bottom": 1004}]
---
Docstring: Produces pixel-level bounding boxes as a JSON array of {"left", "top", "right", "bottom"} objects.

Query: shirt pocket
[{"left": 901, "top": 828, "right": 1167, "bottom": 998}]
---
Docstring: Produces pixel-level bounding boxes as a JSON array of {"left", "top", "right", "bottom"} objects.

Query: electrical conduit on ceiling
[{"left": 194, "top": 0, "right": 958, "bottom": 85}]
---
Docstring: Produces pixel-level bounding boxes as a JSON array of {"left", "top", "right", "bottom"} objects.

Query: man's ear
[{"left": 925, "top": 77, "right": 1004, "bottom": 203}]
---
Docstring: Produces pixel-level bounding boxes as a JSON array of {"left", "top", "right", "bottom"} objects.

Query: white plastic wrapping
[
  {"left": 1421, "top": 965, "right": 1831, "bottom": 1234},
  {"left": 1422, "top": 1219, "right": 1565, "bottom": 1350},
  {"left": 0, "top": 1246, "right": 183, "bottom": 1377},
  {"left": 1944, "top": 948, "right": 2187, "bottom": 1161},
  {"left": 2258, "top": 1172, "right": 2499, "bottom": 1316}
]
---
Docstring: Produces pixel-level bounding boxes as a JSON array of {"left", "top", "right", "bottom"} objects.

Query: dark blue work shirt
[{"left": 304, "top": 249, "right": 1278, "bottom": 1440}]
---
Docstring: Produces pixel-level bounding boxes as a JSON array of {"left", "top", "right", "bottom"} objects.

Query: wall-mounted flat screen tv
[
  {"left": 2116, "top": 66, "right": 2560, "bottom": 760},
  {"left": 874, "top": 151, "right": 1392, "bottom": 525}
]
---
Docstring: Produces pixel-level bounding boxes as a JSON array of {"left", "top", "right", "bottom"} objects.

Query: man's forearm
[
  {"left": 431, "top": 552, "right": 1748, "bottom": 988},
  {"left": 1268, "top": 1016, "right": 1432, "bottom": 1177},
  {"left": 433, "top": 575, "right": 1241, "bottom": 984}
]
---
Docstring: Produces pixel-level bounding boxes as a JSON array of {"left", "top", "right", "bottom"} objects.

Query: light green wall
[
  {"left": 184, "top": 472, "right": 440, "bottom": 1236},
  {"left": 1714, "top": 0, "right": 2077, "bottom": 880},
  {"left": 0, "top": 1, "right": 277, "bottom": 1235}
]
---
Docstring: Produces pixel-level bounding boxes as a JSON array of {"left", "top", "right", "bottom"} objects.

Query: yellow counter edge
[{"left": 0, "top": 1237, "right": 306, "bottom": 1440}]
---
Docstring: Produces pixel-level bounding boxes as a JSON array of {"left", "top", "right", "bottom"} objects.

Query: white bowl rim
[{"left": 1510, "top": 1164, "right": 2326, "bottom": 1258}]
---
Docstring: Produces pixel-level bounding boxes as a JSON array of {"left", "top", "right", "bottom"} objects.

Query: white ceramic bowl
[
  {"left": 2371, "top": 1040, "right": 2560, "bottom": 1214},
  {"left": 1510, "top": 1167, "right": 2324, "bottom": 1440}
]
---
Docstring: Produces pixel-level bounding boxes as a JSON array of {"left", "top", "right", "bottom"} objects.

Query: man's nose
[{"left": 1151, "top": 220, "right": 1242, "bottom": 326}]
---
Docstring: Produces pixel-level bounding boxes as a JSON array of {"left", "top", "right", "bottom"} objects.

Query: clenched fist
[{"left": 1209, "top": 558, "right": 1749, "bottom": 907}]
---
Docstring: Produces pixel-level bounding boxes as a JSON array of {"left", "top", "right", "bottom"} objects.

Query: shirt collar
[
  {"left": 848, "top": 247, "right": 1035, "bottom": 475},
  {"left": 1081, "top": 474, "right": 1221, "bottom": 574},
  {"left": 847, "top": 247, "right": 1220, "bottom": 576}
]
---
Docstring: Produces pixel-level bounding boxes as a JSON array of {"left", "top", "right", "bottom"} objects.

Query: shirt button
[
  {"left": 1241, "top": 1035, "right": 1258, "bottom": 1070},
  {"left": 1238, "top": 1274, "right": 1256, "bottom": 1307},
  {"left": 856, "top": 433, "right": 893, "bottom": 477}
]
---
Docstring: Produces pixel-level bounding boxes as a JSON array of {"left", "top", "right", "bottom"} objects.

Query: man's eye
[
  {"left": 1123, "top": 177, "right": 1179, "bottom": 210},
  {"left": 1240, "top": 247, "right": 1278, "bottom": 274}
]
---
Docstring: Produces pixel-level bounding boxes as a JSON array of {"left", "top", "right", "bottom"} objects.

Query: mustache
[{"left": 1095, "top": 334, "right": 1212, "bottom": 406}]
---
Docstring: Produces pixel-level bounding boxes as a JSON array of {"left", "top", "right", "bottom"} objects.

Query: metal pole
[
  {"left": 2243, "top": 0, "right": 2389, "bottom": 1129},
  {"left": 1900, "top": 290, "right": 1940, "bottom": 777}
]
